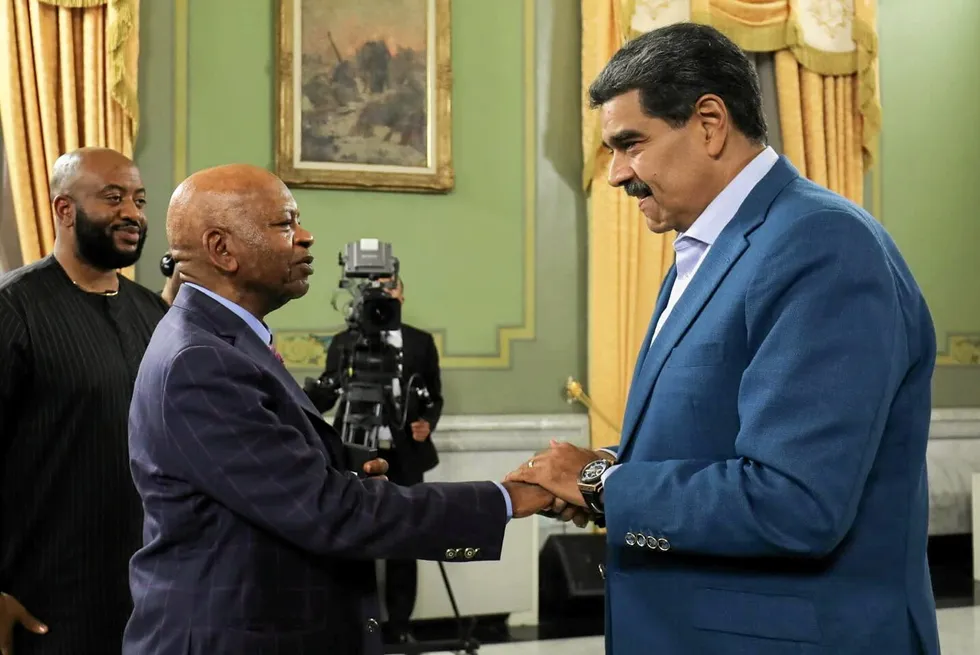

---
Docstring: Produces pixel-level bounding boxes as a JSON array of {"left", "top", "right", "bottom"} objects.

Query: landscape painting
[{"left": 276, "top": 0, "right": 453, "bottom": 192}]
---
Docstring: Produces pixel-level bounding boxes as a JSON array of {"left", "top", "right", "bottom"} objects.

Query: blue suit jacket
[
  {"left": 123, "top": 286, "right": 508, "bottom": 655},
  {"left": 602, "top": 157, "right": 939, "bottom": 655}
]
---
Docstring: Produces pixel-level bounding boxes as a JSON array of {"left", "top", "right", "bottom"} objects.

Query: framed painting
[{"left": 276, "top": 0, "right": 453, "bottom": 193}]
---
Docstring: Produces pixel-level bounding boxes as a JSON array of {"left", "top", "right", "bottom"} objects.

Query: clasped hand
[
  {"left": 503, "top": 440, "right": 605, "bottom": 528},
  {"left": 361, "top": 457, "right": 389, "bottom": 479},
  {"left": 359, "top": 443, "right": 602, "bottom": 528}
]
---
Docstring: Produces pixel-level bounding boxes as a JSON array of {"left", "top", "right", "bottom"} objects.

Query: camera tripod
[
  {"left": 383, "top": 559, "right": 480, "bottom": 655},
  {"left": 328, "top": 328, "right": 478, "bottom": 654}
]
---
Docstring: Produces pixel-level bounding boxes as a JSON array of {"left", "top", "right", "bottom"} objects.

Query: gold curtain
[
  {"left": 687, "top": 0, "right": 881, "bottom": 204},
  {"left": 0, "top": 0, "right": 140, "bottom": 275},
  {"left": 582, "top": 0, "right": 676, "bottom": 449},
  {"left": 773, "top": 51, "right": 864, "bottom": 203}
]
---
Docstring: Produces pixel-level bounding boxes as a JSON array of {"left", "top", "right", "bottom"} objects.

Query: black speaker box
[{"left": 539, "top": 533, "right": 606, "bottom": 620}]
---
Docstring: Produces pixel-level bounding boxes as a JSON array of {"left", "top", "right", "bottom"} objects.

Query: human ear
[
  {"left": 204, "top": 229, "right": 240, "bottom": 274},
  {"left": 52, "top": 195, "right": 75, "bottom": 228},
  {"left": 694, "top": 94, "right": 729, "bottom": 158}
]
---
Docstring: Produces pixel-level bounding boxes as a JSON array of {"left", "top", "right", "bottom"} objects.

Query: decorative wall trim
[
  {"left": 431, "top": 413, "right": 589, "bottom": 452},
  {"left": 406, "top": 408, "right": 980, "bottom": 451},
  {"left": 936, "top": 335, "right": 980, "bottom": 367},
  {"left": 926, "top": 409, "right": 980, "bottom": 535},
  {"left": 930, "top": 408, "right": 980, "bottom": 440}
]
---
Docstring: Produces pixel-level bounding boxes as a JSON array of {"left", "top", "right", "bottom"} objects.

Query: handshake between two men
[
  {"left": 363, "top": 439, "right": 610, "bottom": 527},
  {"left": 506, "top": 440, "right": 616, "bottom": 527}
]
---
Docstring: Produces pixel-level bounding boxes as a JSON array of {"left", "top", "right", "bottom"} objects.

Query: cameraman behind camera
[{"left": 306, "top": 274, "right": 440, "bottom": 646}]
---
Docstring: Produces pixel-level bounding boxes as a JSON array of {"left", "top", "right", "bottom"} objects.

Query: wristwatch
[{"left": 578, "top": 458, "right": 612, "bottom": 516}]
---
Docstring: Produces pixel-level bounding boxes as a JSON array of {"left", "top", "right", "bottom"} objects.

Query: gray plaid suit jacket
[{"left": 123, "top": 286, "right": 508, "bottom": 655}]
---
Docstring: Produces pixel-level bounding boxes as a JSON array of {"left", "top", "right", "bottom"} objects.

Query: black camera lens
[
  {"left": 369, "top": 302, "right": 393, "bottom": 324},
  {"left": 362, "top": 295, "right": 401, "bottom": 332}
]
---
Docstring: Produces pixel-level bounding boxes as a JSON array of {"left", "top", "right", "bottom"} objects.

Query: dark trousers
[
  {"left": 384, "top": 557, "right": 417, "bottom": 632},
  {"left": 382, "top": 446, "right": 421, "bottom": 633}
]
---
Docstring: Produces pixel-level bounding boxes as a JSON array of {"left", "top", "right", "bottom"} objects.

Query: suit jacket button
[
  {"left": 625, "top": 532, "right": 636, "bottom": 546},
  {"left": 445, "top": 548, "right": 456, "bottom": 560},
  {"left": 598, "top": 563, "right": 606, "bottom": 580},
  {"left": 464, "top": 548, "right": 476, "bottom": 559},
  {"left": 635, "top": 533, "right": 647, "bottom": 547},
  {"left": 657, "top": 538, "right": 670, "bottom": 551},
  {"left": 366, "top": 618, "right": 379, "bottom": 632},
  {"left": 646, "top": 535, "right": 657, "bottom": 549}
]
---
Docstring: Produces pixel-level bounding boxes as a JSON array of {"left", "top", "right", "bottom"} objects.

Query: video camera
[
  {"left": 304, "top": 239, "right": 434, "bottom": 476},
  {"left": 338, "top": 239, "right": 403, "bottom": 338}
]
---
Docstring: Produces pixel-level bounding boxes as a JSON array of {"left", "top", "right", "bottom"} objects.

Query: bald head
[
  {"left": 166, "top": 163, "right": 315, "bottom": 317},
  {"left": 50, "top": 147, "right": 137, "bottom": 201},
  {"left": 166, "top": 164, "right": 287, "bottom": 254},
  {"left": 50, "top": 147, "right": 147, "bottom": 271}
]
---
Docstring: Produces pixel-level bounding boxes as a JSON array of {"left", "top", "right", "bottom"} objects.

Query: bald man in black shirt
[{"left": 0, "top": 148, "right": 176, "bottom": 655}]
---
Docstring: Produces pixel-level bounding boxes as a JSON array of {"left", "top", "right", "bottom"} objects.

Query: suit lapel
[
  {"left": 617, "top": 156, "right": 800, "bottom": 457},
  {"left": 175, "top": 286, "right": 331, "bottom": 432},
  {"left": 233, "top": 324, "right": 341, "bottom": 464},
  {"left": 616, "top": 268, "right": 674, "bottom": 453},
  {"left": 629, "top": 265, "right": 676, "bottom": 392},
  {"left": 241, "top": 336, "right": 329, "bottom": 423}
]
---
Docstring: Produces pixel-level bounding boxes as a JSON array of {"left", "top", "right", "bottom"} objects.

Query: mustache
[
  {"left": 112, "top": 219, "right": 145, "bottom": 232},
  {"left": 624, "top": 179, "right": 653, "bottom": 199}
]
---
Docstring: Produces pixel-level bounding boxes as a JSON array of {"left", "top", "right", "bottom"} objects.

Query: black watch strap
[{"left": 578, "top": 458, "right": 611, "bottom": 516}]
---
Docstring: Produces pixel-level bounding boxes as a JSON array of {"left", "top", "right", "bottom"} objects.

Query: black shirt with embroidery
[{"left": 0, "top": 255, "right": 167, "bottom": 652}]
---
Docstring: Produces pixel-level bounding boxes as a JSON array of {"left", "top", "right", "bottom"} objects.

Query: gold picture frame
[{"left": 275, "top": 0, "right": 453, "bottom": 193}]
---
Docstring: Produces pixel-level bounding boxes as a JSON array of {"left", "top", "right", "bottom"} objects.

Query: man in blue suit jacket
[
  {"left": 124, "top": 164, "right": 553, "bottom": 655},
  {"left": 509, "top": 24, "right": 939, "bottom": 655}
]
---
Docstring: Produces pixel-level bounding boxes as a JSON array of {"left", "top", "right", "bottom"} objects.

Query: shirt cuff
[
  {"left": 597, "top": 448, "right": 618, "bottom": 461},
  {"left": 600, "top": 463, "right": 621, "bottom": 486},
  {"left": 493, "top": 481, "right": 514, "bottom": 521}
]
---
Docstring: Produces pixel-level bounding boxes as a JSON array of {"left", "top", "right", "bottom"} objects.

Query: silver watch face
[{"left": 581, "top": 459, "right": 608, "bottom": 483}]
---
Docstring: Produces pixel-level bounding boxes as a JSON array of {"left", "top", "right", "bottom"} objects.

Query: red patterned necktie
[{"left": 269, "top": 342, "right": 284, "bottom": 364}]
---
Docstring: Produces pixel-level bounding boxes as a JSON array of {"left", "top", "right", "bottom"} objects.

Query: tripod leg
[
  {"left": 437, "top": 560, "right": 462, "bottom": 621},
  {"left": 380, "top": 556, "right": 481, "bottom": 653},
  {"left": 437, "top": 561, "right": 479, "bottom": 651}
]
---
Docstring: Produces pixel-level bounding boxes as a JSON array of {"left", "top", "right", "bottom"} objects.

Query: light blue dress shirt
[{"left": 182, "top": 283, "right": 514, "bottom": 520}]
